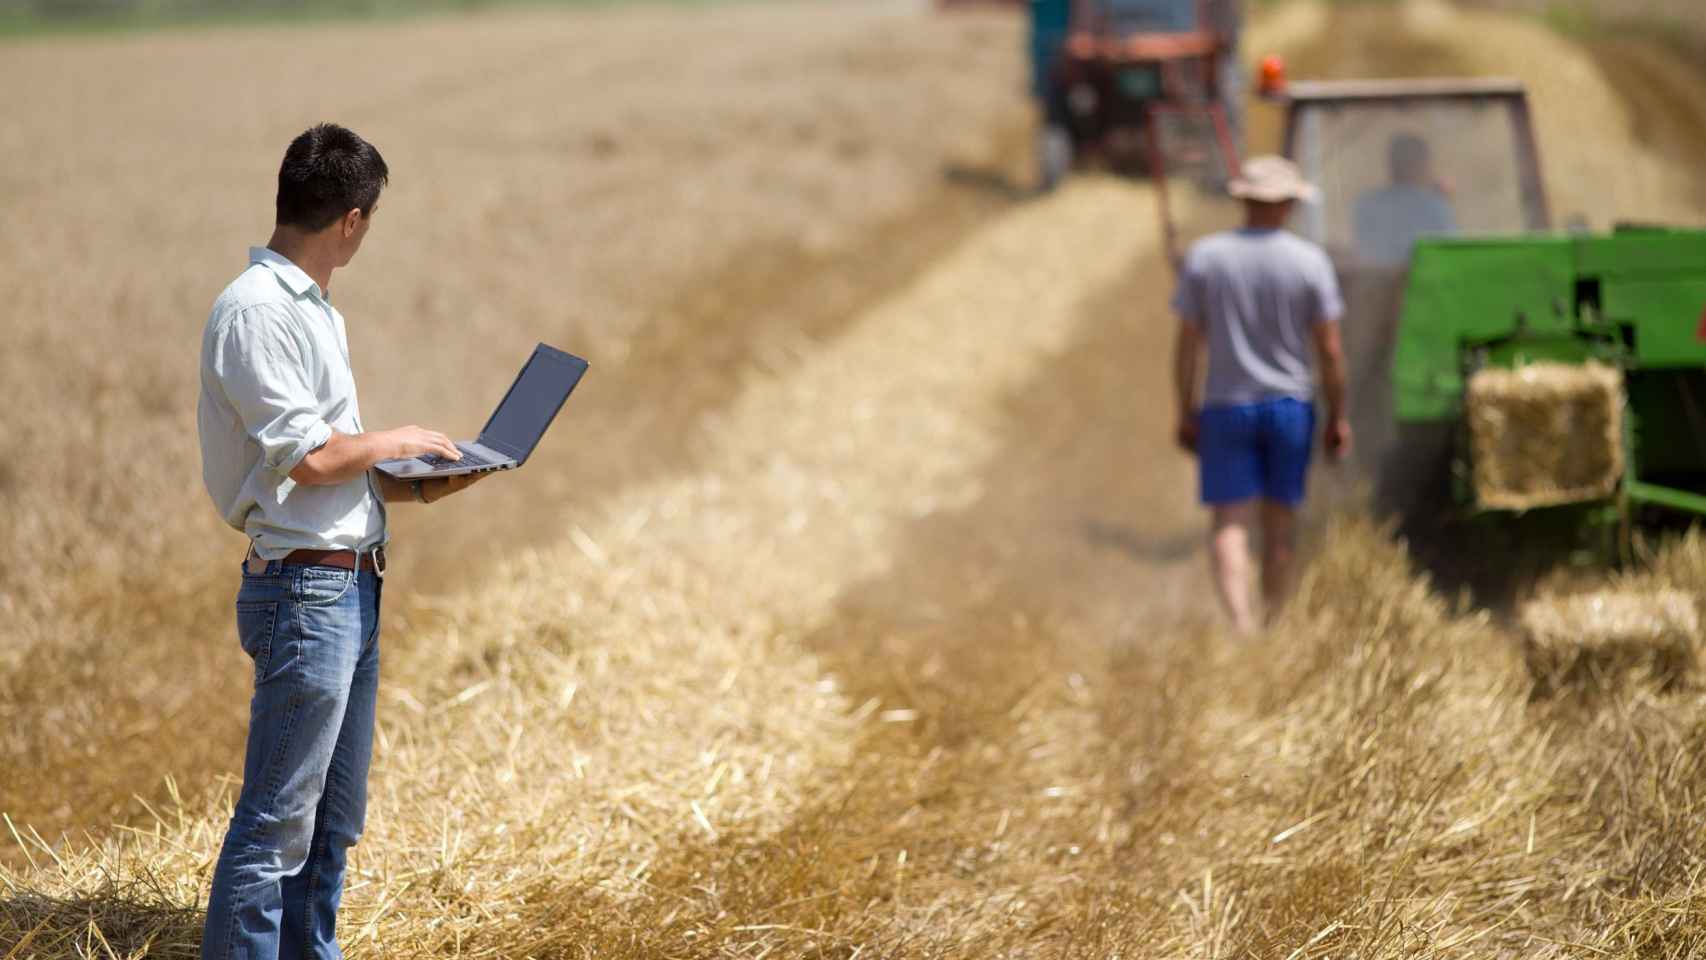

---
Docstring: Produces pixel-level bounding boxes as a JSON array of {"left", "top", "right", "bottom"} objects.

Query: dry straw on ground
[
  {"left": 25, "top": 519, "right": 1706, "bottom": 956},
  {"left": 13, "top": 0, "right": 1706, "bottom": 957},
  {"left": 1466, "top": 361, "right": 1624, "bottom": 510}
]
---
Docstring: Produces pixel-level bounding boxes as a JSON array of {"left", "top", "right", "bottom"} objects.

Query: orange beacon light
[{"left": 1258, "top": 55, "right": 1289, "bottom": 99}]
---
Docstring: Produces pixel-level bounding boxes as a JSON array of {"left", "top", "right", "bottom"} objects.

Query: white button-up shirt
[{"left": 197, "top": 247, "right": 387, "bottom": 560}]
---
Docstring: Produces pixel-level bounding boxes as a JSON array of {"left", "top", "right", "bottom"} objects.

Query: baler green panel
[
  {"left": 1575, "top": 230, "right": 1706, "bottom": 280},
  {"left": 1604, "top": 280, "right": 1706, "bottom": 366},
  {"left": 1581, "top": 229, "right": 1706, "bottom": 367},
  {"left": 1394, "top": 236, "right": 1576, "bottom": 421}
]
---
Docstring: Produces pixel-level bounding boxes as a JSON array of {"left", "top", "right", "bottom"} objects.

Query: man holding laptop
[{"left": 196, "top": 123, "right": 584, "bottom": 960}]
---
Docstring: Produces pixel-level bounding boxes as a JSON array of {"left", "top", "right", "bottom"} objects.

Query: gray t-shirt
[{"left": 1171, "top": 228, "right": 1344, "bottom": 408}]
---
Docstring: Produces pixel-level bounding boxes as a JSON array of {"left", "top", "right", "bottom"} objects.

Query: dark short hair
[
  {"left": 275, "top": 123, "right": 389, "bottom": 231},
  {"left": 1390, "top": 133, "right": 1431, "bottom": 181}
]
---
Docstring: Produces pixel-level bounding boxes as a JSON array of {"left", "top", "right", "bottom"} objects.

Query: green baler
[
  {"left": 1392, "top": 227, "right": 1706, "bottom": 534},
  {"left": 1275, "top": 77, "right": 1706, "bottom": 568}
]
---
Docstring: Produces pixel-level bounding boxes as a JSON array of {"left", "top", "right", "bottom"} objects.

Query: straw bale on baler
[
  {"left": 1520, "top": 589, "right": 1700, "bottom": 696},
  {"left": 1465, "top": 361, "right": 1624, "bottom": 511}
]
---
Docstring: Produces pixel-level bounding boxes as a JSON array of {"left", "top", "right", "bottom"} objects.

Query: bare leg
[
  {"left": 1260, "top": 499, "right": 1299, "bottom": 624},
  {"left": 1210, "top": 502, "right": 1259, "bottom": 635}
]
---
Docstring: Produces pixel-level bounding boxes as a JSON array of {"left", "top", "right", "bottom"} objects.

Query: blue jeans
[{"left": 202, "top": 559, "right": 382, "bottom": 960}]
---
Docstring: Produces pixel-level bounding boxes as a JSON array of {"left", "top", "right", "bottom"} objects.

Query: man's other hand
[
  {"left": 422, "top": 472, "right": 486, "bottom": 504},
  {"left": 1325, "top": 417, "right": 1352, "bottom": 462},
  {"left": 1176, "top": 415, "right": 1200, "bottom": 456},
  {"left": 381, "top": 425, "right": 459, "bottom": 461}
]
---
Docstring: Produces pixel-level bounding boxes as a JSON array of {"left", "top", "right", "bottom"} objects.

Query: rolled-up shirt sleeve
[{"left": 210, "top": 306, "right": 334, "bottom": 478}]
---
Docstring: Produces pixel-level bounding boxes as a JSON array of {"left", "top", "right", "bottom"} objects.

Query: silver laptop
[{"left": 376, "top": 343, "right": 588, "bottom": 480}]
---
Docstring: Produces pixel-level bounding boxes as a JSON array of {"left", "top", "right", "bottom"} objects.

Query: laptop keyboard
[{"left": 418, "top": 446, "right": 492, "bottom": 468}]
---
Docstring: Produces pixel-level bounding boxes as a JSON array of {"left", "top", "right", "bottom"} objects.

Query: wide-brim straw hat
[{"left": 1228, "top": 155, "right": 1320, "bottom": 204}]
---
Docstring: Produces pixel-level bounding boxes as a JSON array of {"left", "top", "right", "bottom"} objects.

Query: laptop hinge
[{"left": 475, "top": 434, "right": 523, "bottom": 461}]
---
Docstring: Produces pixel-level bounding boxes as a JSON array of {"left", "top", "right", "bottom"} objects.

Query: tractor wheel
[{"left": 1038, "top": 124, "right": 1073, "bottom": 193}]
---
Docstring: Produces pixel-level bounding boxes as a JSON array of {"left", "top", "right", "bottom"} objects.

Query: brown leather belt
[{"left": 281, "top": 547, "right": 388, "bottom": 573}]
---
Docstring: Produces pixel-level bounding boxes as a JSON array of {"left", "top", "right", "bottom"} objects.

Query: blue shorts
[{"left": 1198, "top": 397, "right": 1316, "bottom": 506}]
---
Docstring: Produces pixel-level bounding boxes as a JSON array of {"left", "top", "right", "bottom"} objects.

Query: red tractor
[{"left": 1028, "top": 0, "right": 1245, "bottom": 266}]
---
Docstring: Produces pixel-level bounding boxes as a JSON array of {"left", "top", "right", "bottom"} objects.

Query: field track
[{"left": 9, "top": 0, "right": 1706, "bottom": 956}]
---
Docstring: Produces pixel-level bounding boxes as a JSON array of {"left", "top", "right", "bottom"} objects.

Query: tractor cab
[{"left": 1280, "top": 78, "right": 1550, "bottom": 273}]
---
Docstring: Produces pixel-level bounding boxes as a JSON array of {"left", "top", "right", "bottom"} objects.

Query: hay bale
[
  {"left": 1465, "top": 361, "right": 1624, "bottom": 511},
  {"left": 1520, "top": 589, "right": 1700, "bottom": 696}
]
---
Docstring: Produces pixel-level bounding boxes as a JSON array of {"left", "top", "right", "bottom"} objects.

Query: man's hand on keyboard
[{"left": 380, "top": 425, "right": 459, "bottom": 462}]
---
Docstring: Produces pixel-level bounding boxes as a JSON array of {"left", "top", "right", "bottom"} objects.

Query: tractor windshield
[
  {"left": 1287, "top": 95, "right": 1546, "bottom": 268},
  {"left": 1096, "top": 0, "right": 1198, "bottom": 34}
]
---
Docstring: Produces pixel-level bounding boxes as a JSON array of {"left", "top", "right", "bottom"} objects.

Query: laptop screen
[{"left": 478, "top": 344, "right": 588, "bottom": 462}]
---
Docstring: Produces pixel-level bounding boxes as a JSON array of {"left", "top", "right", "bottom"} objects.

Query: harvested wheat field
[
  {"left": 9, "top": 0, "right": 1706, "bottom": 956},
  {"left": 0, "top": 0, "right": 1032, "bottom": 837}
]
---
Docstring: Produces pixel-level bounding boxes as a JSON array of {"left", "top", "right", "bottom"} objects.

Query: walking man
[
  {"left": 197, "top": 123, "right": 481, "bottom": 959},
  {"left": 1171, "top": 156, "right": 1349, "bottom": 633}
]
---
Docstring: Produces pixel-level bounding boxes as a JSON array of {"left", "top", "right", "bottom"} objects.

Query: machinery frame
[{"left": 1041, "top": 0, "right": 1243, "bottom": 266}]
